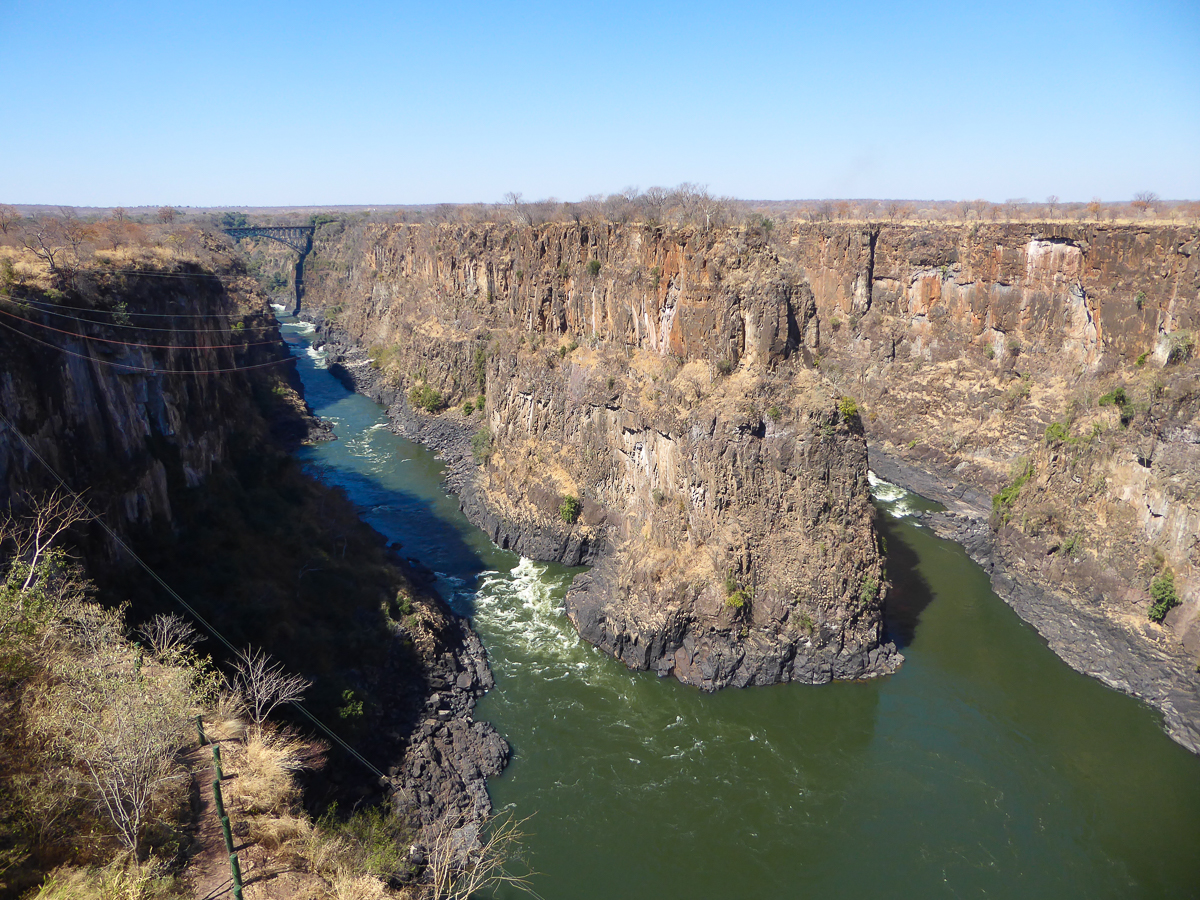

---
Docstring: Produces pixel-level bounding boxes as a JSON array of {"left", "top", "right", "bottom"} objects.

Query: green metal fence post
[
  {"left": 212, "top": 779, "right": 226, "bottom": 822},
  {"left": 229, "top": 853, "right": 244, "bottom": 900},
  {"left": 195, "top": 715, "right": 206, "bottom": 746},
  {"left": 220, "top": 815, "right": 235, "bottom": 855},
  {"left": 212, "top": 743, "right": 223, "bottom": 781}
]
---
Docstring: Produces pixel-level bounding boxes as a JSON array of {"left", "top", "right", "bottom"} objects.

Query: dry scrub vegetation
[{"left": 0, "top": 495, "right": 530, "bottom": 900}]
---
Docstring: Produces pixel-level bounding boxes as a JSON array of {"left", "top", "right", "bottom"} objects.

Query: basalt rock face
[
  {"left": 0, "top": 259, "right": 507, "bottom": 831},
  {"left": 783, "top": 222, "right": 1200, "bottom": 748},
  {"left": 0, "top": 268, "right": 298, "bottom": 531},
  {"left": 304, "top": 223, "right": 897, "bottom": 689}
]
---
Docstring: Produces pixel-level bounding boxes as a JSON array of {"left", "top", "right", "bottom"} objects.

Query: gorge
[{"left": 1, "top": 215, "right": 1198, "bottom": 898}]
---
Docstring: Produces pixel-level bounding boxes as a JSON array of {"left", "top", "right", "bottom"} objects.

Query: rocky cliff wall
[
  {"left": 289, "top": 218, "right": 1200, "bottom": 748},
  {"left": 788, "top": 224, "right": 1200, "bottom": 652},
  {"left": 0, "top": 254, "right": 507, "bottom": 834},
  {"left": 303, "top": 223, "right": 895, "bottom": 690}
]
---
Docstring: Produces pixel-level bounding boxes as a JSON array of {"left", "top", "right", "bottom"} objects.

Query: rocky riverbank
[{"left": 870, "top": 444, "right": 1200, "bottom": 754}]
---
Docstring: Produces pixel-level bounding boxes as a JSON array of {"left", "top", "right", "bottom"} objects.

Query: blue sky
[{"left": 3, "top": 0, "right": 1197, "bottom": 206}]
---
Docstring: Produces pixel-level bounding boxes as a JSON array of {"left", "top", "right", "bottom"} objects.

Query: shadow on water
[
  {"left": 282, "top": 326, "right": 494, "bottom": 618},
  {"left": 876, "top": 512, "right": 935, "bottom": 650}
]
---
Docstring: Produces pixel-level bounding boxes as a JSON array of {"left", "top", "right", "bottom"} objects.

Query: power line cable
[
  {"left": 10, "top": 289, "right": 278, "bottom": 316},
  {"left": 0, "top": 294, "right": 286, "bottom": 334},
  {"left": 0, "top": 316, "right": 297, "bottom": 375},
  {"left": 0, "top": 407, "right": 387, "bottom": 781},
  {"left": 0, "top": 306, "right": 284, "bottom": 350}
]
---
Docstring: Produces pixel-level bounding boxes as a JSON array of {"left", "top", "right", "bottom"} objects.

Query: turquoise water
[{"left": 281, "top": 317, "right": 1200, "bottom": 899}]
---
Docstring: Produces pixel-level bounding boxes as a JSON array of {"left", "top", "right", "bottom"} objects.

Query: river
[{"left": 280, "top": 317, "right": 1200, "bottom": 899}]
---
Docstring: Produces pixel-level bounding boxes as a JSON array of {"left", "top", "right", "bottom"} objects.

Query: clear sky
[{"left": 3, "top": 0, "right": 1197, "bottom": 207}]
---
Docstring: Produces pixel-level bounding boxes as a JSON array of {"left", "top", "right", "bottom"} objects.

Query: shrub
[
  {"left": 462, "top": 400, "right": 474, "bottom": 415},
  {"left": 606, "top": 375, "right": 616, "bottom": 390},
  {"left": 992, "top": 459, "right": 1033, "bottom": 515},
  {"left": 650, "top": 266, "right": 661, "bottom": 290},
  {"left": 859, "top": 576, "right": 879, "bottom": 605},
  {"left": 1148, "top": 570, "right": 1180, "bottom": 622},
  {"left": 838, "top": 396, "right": 859, "bottom": 420},
  {"left": 716, "top": 358, "right": 733, "bottom": 376},
  {"left": 767, "top": 405, "right": 782, "bottom": 422},
  {"left": 471, "top": 427, "right": 493, "bottom": 464},
  {"left": 722, "top": 570, "right": 750, "bottom": 610},
  {"left": 1136, "top": 351, "right": 1149, "bottom": 367},
  {"left": 985, "top": 344, "right": 995, "bottom": 359},
  {"left": 1059, "top": 534, "right": 1081, "bottom": 557},
  {"left": 558, "top": 262, "right": 569, "bottom": 279},
  {"left": 408, "top": 383, "right": 443, "bottom": 413},
  {"left": 1166, "top": 331, "right": 1194, "bottom": 365},
  {"left": 1044, "top": 421, "right": 1070, "bottom": 445},
  {"left": 559, "top": 495, "right": 581, "bottom": 524},
  {"left": 586, "top": 259, "right": 602, "bottom": 278},
  {"left": 473, "top": 345, "right": 488, "bottom": 390},
  {"left": 476, "top": 393, "right": 486, "bottom": 409},
  {"left": 1098, "top": 386, "right": 1134, "bottom": 426}
]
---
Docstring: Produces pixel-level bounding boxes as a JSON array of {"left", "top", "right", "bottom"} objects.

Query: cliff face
[
  {"left": 787, "top": 223, "right": 1200, "bottom": 648},
  {"left": 288, "top": 218, "right": 1200, "bottom": 746},
  {"left": 304, "top": 222, "right": 895, "bottom": 689},
  {"left": 0, "top": 254, "right": 507, "bottom": 832}
]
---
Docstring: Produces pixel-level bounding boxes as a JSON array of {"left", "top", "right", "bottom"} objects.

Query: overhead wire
[
  {"left": 0, "top": 294, "right": 286, "bottom": 334},
  {"left": 0, "top": 316, "right": 297, "bottom": 375},
  {"left": 0, "top": 407, "right": 387, "bottom": 781},
  {"left": 0, "top": 306, "right": 285, "bottom": 350}
]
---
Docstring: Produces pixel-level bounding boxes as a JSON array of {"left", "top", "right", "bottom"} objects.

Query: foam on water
[
  {"left": 473, "top": 558, "right": 586, "bottom": 670},
  {"left": 868, "top": 470, "right": 921, "bottom": 519},
  {"left": 305, "top": 346, "right": 328, "bottom": 368},
  {"left": 270, "top": 303, "right": 286, "bottom": 312}
]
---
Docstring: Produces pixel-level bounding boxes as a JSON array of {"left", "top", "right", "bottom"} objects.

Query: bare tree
[
  {"left": 19, "top": 218, "right": 68, "bottom": 274},
  {"left": 156, "top": 207, "right": 177, "bottom": 224},
  {"left": 1132, "top": 191, "right": 1160, "bottom": 216},
  {"left": 1086, "top": 197, "right": 1103, "bottom": 220},
  {"left": 1045, "top": 195, "right": 1060, "bottom": 218},
  {"left": 424, "top": 812, "right": 535, "bottom": 900},
  {"left": 0, "top": 204, "right": 19, "bottom": 235},
  {"left": 642, "top": 186, "right": 669, "bottom": 225},
  {"left": 232, "top": 647, "right": 312, "bottom": 724},
  {"left": 138, "top": 612, "right": 204, "bottom": 662},
  {"left": 30, "top": 598, "right": 194, "bottom": 855},
  {"left": 502, "top": 193, "right": 529, "bottom": 226},
  {"left": 0, "top": 489, "right": 91, "bottom": 593}
]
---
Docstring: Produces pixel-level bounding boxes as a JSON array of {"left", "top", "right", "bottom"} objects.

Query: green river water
[{"left": 281, "top": 317, "right": 1200, "bottom": 899}]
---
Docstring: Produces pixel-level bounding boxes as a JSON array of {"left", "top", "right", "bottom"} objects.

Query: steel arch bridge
[{"left": 222, "top": 226, "right": 316, "bottom": 312}]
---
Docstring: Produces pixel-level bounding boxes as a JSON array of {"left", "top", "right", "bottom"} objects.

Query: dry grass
[
  {"left": 223, "top": 725, "right": 317, "bottom": 816},
  {"left": 28, "top": 857, "right": 182, "bottom": 900}
]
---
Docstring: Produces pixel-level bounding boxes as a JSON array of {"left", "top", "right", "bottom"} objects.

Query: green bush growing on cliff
[
  {"left": 408, "top": 383, "right": 443, "bottom": 413},
  {"left": 723, "top": 569, "right": 751, "bottom": 610},
  {"left": 559, "top": 495, "right": 581, "bottom": 524},
  {"left": 1148, "top": 570, "right": 1180, "bottom": 623},
  {"left": 716, "top": 358, "right": 734, "bottom": 377},
  {"left": 471, "top": 427, "right": 493, "bottom": 464},
  {"left": 462, "top": 400, "right": 475, "bottom": 415},
  {"left": 1166, "top": 331, "right": 1194, "bottom": 365},
  {"left": 473, "top": 345, "right": 488, "bottom": 390},
  {"left": 1098, "top": 386, "right": 1134, "bottom": 426},
  {"left": 838, "top": 397, "right": 859, "bottom": 420},
  {"left": 587, "top": 259, "right": 602, "bottom": 278},
  {"left": 767, "top": 405, "right": 783, "bottom": 422},
  {"left": 1044, "top": 421, "right": 1070, "bottom": 445},
  {"left": 992, "top": 459, "right": 1033, "bottom": 516},
  {"left": 859, "top": 575, "right": 879, "bottom": 606}
]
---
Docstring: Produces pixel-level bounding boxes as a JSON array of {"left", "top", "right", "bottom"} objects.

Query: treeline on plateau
[{"left": 4, "top": 187, "right": 1197, "bottom": 259}]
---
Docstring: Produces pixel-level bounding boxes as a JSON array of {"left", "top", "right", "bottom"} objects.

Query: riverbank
[{"left": 870, "top": 443, "right": 1200, "bottom": 754}]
